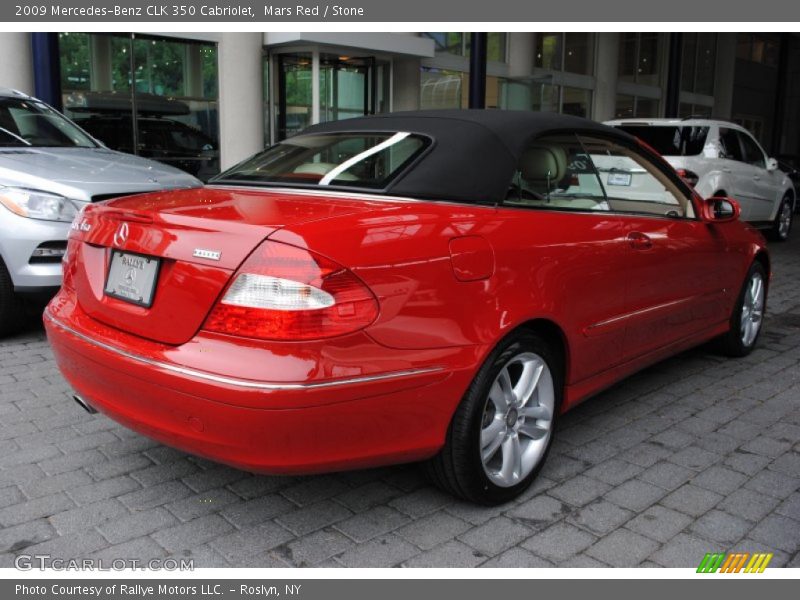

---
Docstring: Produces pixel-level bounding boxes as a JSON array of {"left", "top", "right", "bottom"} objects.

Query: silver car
[{"left": 0, "top": 88, "right": 201, "bottom": 335}]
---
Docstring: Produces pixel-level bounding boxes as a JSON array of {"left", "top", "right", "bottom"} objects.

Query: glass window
[
  {"left": 530, "top": 83, "right": 559, "bottom": 113},
  {"left": 424, "top": 32, "right": 464, "bottom": 55},
  {"left": 615, "top": 94, "right": 635, "bottom": 119},
  {"left": 420, "top": 68, "right": 465, "bottom": 109},
  {"left": 59, "top": 33, "right": 220, "bottom": 181},
  {"left": 487, "top": 33, "right": 507, "bottom": 62},
  {"left": 635, "top": 98, "right": 660, "bottom": 117},
  {"left": 562, "top": 87, "right": 591, "bottom": 118},
  {"left": 564, "top": 33, "right": 593, "bottom": 75},
  {"left": 619, "top": 33, "right": 662, "bottom": 86},
  {"left": 616, "top": 125, "right": 710, "bottom": 157},
  {"left": 679, "top": 103, "right": 712, "bottom": 118},
  {"left": 535, "top": 34, "right": 562, "bottom": 71},
  {"left": 0, "top": 97, "right": 97, "bottom": 148},
  {"left": 535, "top": 33, "right": 593, "bottom": 75},
  {"left": 719, "top": 128, "right": 744, "bottom": 162},
  {"left": 737, "top": 34, "right": 780, "bottom": 67},
  {"left": 737, "top": 131, "right": 766, "bottom": 168},
  {"left": 615, "top": 95, "right": 660, "bottom": 119},
  {"left": 579, "top": 135, "right": 695, "bottom": 218},
  {"left": 213, "top": 132, "right": 429, "bottom": 190},
  {"left": 505, "top": 134, "right": 609, "bottom": 212},
  {"left": 681, "top": 33, "right": 716, "bottom": 96}
]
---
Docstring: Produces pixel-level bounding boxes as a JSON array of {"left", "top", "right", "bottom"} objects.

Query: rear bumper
[{"left": 44, "top": 295, "right": 482, "bottom": 474}]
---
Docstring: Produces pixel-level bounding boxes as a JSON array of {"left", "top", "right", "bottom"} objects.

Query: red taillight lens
[
  {"left": 676, "top": 168, "right": 699, "bottom": 188},
  {"left": 203, "top": 240, "right": 379, "bottom": 340}
]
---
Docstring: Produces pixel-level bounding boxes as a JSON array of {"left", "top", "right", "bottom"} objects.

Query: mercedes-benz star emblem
[{"left": 113, "top": 222, "right": 129, "bottom": 247}]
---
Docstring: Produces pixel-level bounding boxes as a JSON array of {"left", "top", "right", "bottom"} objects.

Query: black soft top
[{"left": 301, "top": 110, "right": 636, "bottom": 204}]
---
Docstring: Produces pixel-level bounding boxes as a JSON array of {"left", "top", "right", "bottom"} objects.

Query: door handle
[
  {"left": 627, "top": 231, "right": 653, "bottom": 250},
  {"left": 753, "top": 175, "right": 761, "bottom": 181},
  {"left": 722, "top": 167, "right": 732, "bottom": 173}
]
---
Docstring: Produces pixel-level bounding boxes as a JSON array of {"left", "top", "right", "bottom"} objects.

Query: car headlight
[{"left": 0, "top": 187, "right": 78, "bottom": 223}]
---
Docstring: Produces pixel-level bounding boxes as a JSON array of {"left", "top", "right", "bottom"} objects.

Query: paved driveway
[{"left": 1, "top": 238, "right": 799, "bottom": 569}]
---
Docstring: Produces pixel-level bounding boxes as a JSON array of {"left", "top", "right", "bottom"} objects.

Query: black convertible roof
[{"left": 301, "top": 110, "right": 636, "bottom": 204}]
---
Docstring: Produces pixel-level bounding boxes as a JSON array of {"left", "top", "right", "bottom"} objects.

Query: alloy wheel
[
  {"left": 778, "top": 202, "right": 792, "bottom": 239},
  {"left": 480, "top": 352, "right": 555, "bottom": 487},
  {"left": 740, "top": 271, "right": 765, "bottom": 347}
]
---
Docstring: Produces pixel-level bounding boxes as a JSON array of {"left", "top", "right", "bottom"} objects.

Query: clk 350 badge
[{"left": 193, "top": 249, "right": 221, "bottom": 261}]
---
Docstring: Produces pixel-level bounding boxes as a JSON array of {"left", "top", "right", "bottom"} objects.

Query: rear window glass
[
  {"left": 617, "top": 125, "right": 709, "bottom": 157},
  {"left": 213, "top": 132, "right": 429, "bottom": 190}
]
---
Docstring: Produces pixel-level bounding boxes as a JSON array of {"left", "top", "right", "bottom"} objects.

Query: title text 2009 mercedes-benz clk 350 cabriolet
[{"left": 45, "top": 111, "right": 769, "bottom": 504}]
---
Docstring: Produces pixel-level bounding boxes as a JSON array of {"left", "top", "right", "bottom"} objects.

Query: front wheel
[
  {"left": 770, "top": 195, "right": 793, "bottom": 241},
  {"left": 715, "top": 262, "right": 767, "bottom": 357},
  {"left": 424, "top": 330, "right": 562, "bottom": 505}
]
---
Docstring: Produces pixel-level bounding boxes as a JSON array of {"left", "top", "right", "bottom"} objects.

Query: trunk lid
[{"left": 70, "top": 186, "right": 380, "bottom": 344}]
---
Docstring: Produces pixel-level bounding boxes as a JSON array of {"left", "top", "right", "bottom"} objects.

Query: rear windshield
[
  {"left": 617, "top": 125, "right": 710, "bottom": 157},
  {"left": 212, "top": 132, "right": 429, "bottom": 190}
]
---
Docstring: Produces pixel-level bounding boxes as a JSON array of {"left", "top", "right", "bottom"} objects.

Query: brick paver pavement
[{"left": 1, "top": 236, "right": 799, "bottom": 568}]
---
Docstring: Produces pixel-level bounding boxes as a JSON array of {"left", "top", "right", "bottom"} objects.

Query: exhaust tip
[{"left": 72, "top": 394, "right": 98, "bottom": 415}]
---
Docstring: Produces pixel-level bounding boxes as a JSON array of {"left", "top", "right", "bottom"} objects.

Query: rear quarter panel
[{"left": 269, "top": 200, "right": 632, "bottom": 389}]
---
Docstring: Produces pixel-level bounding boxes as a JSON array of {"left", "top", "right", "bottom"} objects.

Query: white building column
[
  {"left": 0, "top": 33, "right": 34, "bottom": 95},
  {"left": 507, "top": 33, "right": 534, "bottom": 78},
  {"left": 217, "top": 32, "right": 264, "bottom": 170},
  {"left": 592, "top": 33, "right": 620, "bottom": 121},
  {"left": 392, "top": 58, "right": 422, "bottom": 111}
]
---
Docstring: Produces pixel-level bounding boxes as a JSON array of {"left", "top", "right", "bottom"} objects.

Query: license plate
[
  {"left": 104, "top": 250, "right": 160, "bottom": 308},
  {"left": 607, "top": 172, "right": 632, "bottom": 186}
]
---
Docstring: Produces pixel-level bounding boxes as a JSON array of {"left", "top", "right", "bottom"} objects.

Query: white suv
[{"left": 606, "top": 118, "right": 795, "bottom": 241}]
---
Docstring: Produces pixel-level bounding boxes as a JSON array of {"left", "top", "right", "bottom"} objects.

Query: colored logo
[{"left": 697, "top": 552, "right": 773, "bottom": 573}]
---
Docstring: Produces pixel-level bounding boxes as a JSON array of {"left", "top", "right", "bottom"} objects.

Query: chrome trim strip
[{"left": 45, "top": 312, "right": 444, "bottom": 391}]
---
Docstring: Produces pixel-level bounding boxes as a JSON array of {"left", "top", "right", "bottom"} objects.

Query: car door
[
  {"left": 578, "top": 134, "right": 732, "bottom": 362},
  {"left": 491, "top": 133, "right": 631, "bottom": 385},
  {"left": 737, "top": 130, "right": 781, "bottom": 222},
  {"left": 717, "top": 127, "right": 755, "bottom": 221}
]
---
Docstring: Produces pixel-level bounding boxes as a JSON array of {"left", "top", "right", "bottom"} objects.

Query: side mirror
[
  {"left": 701, "top": 196, "right": 741, "bottom": 224},
  {"left": 767, "top": 157, "right": 779, "bottom": 172}
]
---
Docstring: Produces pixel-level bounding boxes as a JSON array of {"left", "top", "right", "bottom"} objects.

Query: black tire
[
  {"left": 424, "top": 329, "right": 563, "bottom": 505},
  {"left": 770, "top": 194, "right": 793, "bottom": 242},
  {"left": 715, "top": 261, "right": 767, "bottom": 357},
  {"left": 0, "top": 257, "right": 25, "bottom": 337}
]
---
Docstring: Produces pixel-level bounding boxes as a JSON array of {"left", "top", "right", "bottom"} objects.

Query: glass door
[
  {"left": 319, "top": 55, "right": 375, "bottom": 124},
  {"left": 276, "top": 53, "right": 313, "bottom": 141}
]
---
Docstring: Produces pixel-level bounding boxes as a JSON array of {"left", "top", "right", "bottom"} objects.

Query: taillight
[
  {"left": 676, "top": 168, "right": 699, "bottom": 187},
  {"left": 203, "top": 240, "right": 379, "bottom": 340}
]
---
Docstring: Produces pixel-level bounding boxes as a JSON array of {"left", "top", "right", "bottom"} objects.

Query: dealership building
[{"left": 0, "top": 31, "right": 798, "bottom": 177}]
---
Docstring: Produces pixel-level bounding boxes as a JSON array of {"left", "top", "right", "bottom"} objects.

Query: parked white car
[{"left": 606, "top": 118, "right": 795, "bottom": 241}]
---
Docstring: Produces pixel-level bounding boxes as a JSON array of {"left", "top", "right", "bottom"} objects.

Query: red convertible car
[{"left": 46, "top": 111, "right": 769, "bottom": 504}]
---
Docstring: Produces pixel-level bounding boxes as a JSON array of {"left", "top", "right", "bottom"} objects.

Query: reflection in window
[
  {"left": 535, "top": 33, "right": 593, "bottom": 75},
  {"left": 423, "top": 32, "right": 507, "bottom": 62},
  {"left": 615, "top": 95, "right": 660, "bottom": 119},
  {"left": 681, "top": 33, "right": 716, "bottom": 96},
  {"left": 562, "top": 87, "right": 591, "bottom": 118},
  {"left": 420, "top": 68, "right": 465, "bottom": 109},
  {"left": 737, "top": 34, "right": 779, "bottom": 67},
  {"left": 58, "top": 33, "right": 220, "bottom": 181},
  {"left": 619, "top": 33, "right": 662, "bottom": 86}
]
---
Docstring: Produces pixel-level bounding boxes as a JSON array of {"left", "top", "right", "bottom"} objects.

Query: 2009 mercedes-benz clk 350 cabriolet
[{"left": 46, "top": 111, "right": 769, "bottom": 504}]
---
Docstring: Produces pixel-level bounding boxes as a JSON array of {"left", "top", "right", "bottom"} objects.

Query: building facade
[{"left": 1, "top": 31, "right": 797, "bottom": 178}]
